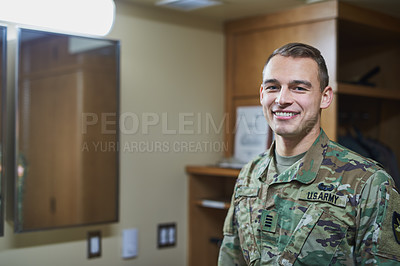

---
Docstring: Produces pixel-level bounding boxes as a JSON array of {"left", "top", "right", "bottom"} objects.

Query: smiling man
[{"left": 218, "top": 43, "right": 400, "bottom": 265}]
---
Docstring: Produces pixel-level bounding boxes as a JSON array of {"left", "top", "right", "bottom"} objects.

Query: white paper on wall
[{"left": 234, "top": 106, "right": 272, "bottom": 164}]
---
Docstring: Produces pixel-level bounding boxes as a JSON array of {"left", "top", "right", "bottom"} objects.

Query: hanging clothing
[{"left": 338, "top": 128, "right": 400, "bottom": 189}]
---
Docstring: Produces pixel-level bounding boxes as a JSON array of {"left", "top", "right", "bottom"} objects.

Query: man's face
[{"left": 260, "top": 55, "right": 330, "bottom": 140}]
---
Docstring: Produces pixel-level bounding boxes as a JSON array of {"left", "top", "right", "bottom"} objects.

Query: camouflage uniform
[{"left": 218, "top": 129, "right": 400, "bottom": 265}]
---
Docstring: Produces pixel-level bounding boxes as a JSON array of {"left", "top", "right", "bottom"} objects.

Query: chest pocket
[
  {"left": 279, "top": 204, "right": 349, "bottom": 266},
  {"left": 234, "top": 187, "right": 261, "bottom": 265}
]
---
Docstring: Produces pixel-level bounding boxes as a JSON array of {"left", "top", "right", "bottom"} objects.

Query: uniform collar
[
  {"left": 256, "top": 142, "right": 275, "bottom": 181},
  {"left": 258, "top": 129, "right": 328, "bottom": 184}
]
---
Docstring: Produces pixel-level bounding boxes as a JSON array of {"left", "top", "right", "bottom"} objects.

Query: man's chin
[
  {"left": 274, "top": 131, "right": 300, "bottom": 139},
  {"left": 275, "top": 127, "right": 319, "bottom": 140},
  {"left": 274, "top": 128, "right": 311, "bottom": 139}
]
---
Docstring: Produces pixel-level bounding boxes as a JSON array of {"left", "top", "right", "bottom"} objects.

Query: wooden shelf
[
  {"left": 186, "top": 165, "right": 240, "bottom": 178},
  {"left": 195, "top": 199, "right": 231, "bottom": 210},
  {"left": 337, "top": 82, "right": 400, "bottom": 100}
]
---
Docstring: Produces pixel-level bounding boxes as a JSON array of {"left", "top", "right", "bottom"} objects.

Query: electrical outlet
[
  {"left": 87, "top": 230, "right": 102, "bottom": 259},
  {"left": 157, "top": 223, "right": 176, "bottom": 248}
]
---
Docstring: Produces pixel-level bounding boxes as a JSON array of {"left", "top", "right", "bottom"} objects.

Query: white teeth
[{"left": 275, "top": 112, "right": 296, "bottom": 117}]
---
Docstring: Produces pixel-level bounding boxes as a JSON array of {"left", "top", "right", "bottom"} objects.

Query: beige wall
[{"left": 0, "top": 1, "right": 224, "bottom": 265}]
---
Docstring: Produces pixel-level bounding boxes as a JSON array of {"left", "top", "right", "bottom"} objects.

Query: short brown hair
[{"left": 264, "top": 43, "right": 329, "bottom": 91}]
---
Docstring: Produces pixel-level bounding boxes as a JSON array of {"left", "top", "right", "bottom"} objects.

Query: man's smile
[{"left": 273, "top": 111, "right": 300, "bottom": 119}]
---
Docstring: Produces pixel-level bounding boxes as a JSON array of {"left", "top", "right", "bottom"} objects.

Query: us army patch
[
  {"left": 393, "top": 211, "right": 400, "bottom": 244},
  {"left": 377, "top": 186, "right": 400, "bottom": 257},
  {"left": 299, "top": 190, "right": 347, "bottom": 207},
  {"left": 261, "top": 210, "right": 278, "bottom": 233}
]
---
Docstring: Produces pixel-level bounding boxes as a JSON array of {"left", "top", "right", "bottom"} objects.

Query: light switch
[
  {"left": 157, "top": 223, "right": 176, "bottom": 248},
  {"left": 160, "top": 228, "right": 168, "bottom": 245},
  {"left": 122, "top": 228, "right": 138, "bottom": 259},
  {"left": 87, "top": 231, "right": 101, "bottom": 259},
  {"left": 90, "top": 236, "right": 100, "bottom": 254},
  {"left": 168, "top": 226, "right": 175, "bottom": 244}
]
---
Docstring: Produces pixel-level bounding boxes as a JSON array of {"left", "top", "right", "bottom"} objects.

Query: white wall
[{"left": 0, "top": 1, "right": 225, "bottom": 265}]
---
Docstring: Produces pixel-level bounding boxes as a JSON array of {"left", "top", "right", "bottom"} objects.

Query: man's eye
[
  {"left": 293, "top": 87, "right": 307, "bottom": 91},
  {"left": 266, "top": 86, "right": 279, "bottom": 91}
]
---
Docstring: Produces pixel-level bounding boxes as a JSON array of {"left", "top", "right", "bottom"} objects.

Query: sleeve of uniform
[
  {"left": 218, "top": 180, "right": 246, "bottom": 266},
  {"left": 355, "top": 170, "right": 400, "bottom": 265}
]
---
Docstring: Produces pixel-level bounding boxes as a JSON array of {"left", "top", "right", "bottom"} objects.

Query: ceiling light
[
  {"left": 156, "top": 0, "right": 222, "bottom": 11},
  {"left": 0, "top": 0, "right": 115, "bottom": 36}
]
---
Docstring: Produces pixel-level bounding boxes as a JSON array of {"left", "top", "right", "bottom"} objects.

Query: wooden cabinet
[
  {"left": 336, "top": 15, "right": 400, "bottom": 173},
  {"left": 19, "top": 71, "right": 84, "bottom": 228},
  {"left": 187, "top": 1, "right": 400, "bottom": 264},
  {"left": 224, "top": 0, "right": 400, "bottom": 168},
  {"left": 186, "top": 166, "right": 239, "bottom": 266}
]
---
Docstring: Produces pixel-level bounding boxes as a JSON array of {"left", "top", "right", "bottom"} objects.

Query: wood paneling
[
  {"left": 338, "top": 2, "right": 400, "bottom": 34},
  {"left": 21, "top": 72, "right": 83, "bottom": 229},
  {"left": 225, "top": 0, "right": 338, "bottom": 34},
  {"left": 231, "top": 19, "right": 336, "bottom": 98}
]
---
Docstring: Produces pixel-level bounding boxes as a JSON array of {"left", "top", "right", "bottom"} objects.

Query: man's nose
[{"left": 276, "top": 87, "right": 293, "bottom": 105}]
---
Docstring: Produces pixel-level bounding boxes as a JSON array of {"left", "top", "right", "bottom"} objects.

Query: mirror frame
[{"left": 0, "top": 25, "right": 6, "bottom": 237}]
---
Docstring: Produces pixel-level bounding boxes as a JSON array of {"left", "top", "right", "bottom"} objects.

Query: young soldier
[{"left": 218, "top": 43, "right": 400, "bottom": 265}]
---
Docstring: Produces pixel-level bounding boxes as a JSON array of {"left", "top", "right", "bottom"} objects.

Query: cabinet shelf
[
  {"left": 337, "top": 82, "right": 400, "bottom": 100},
  {"left": 195, "top": 199, "right": 231, "bottom": 210},
  {"left": 186, "top": 165, "right": 240, "bottom": 178}
]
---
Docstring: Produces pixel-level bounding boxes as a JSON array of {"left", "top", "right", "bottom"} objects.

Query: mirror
[
  {"left": 15, "top": 28, "right": 120, "bottom": 232},
  {"left": 0, "top": 26, "right": 6, "bottom": 236}
]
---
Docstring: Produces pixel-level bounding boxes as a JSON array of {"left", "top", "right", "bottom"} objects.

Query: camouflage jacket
[{"left": 218, "top": 130, "right": 400, "bottom": 265}]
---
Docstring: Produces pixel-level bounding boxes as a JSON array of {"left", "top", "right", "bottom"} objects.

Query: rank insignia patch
[
  {"left": 261, "top": 210, "right": 278, "bottom": 233},
  {"left": 393, "top": 211, "right": 400, "bottom": 244}
]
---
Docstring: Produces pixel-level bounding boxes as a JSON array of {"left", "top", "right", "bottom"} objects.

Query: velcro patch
[
  {"left": 299, "top": 190, "right": 347, "bottom": 208},
  {"left": 261, "top": 210, "right": 278, "bottom": 233},
  {"left": 377, "top": 187, "right": 400, "bottom": 259},
  {"left": 235, "top": 187, "right": 259, "bottom": 198},
  {"left": 393, "top": 211, "right": 400, "bottom": 244}
]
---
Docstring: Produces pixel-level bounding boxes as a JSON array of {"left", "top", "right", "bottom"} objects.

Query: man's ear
[{"left": 320, "top": 86, "right": 333, "bottom": 109}]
